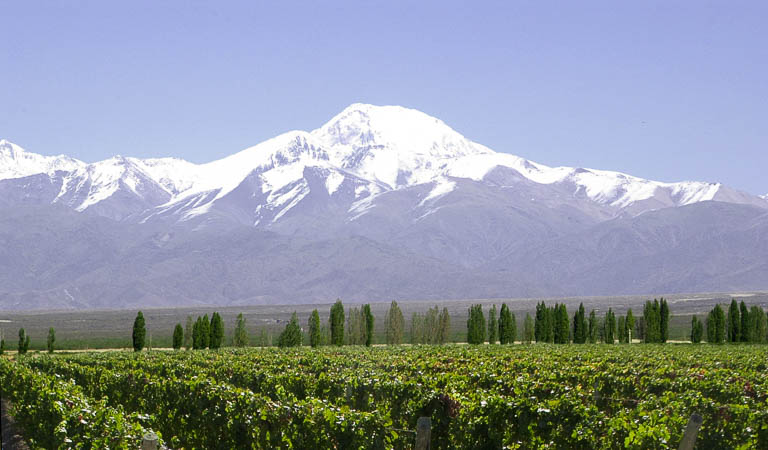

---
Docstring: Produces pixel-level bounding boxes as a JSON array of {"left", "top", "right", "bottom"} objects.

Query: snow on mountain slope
[
  {"left": 1, "top": 104, "right": 764, "bottom": 223},
  {"left": 0, "top": 139, "right": 84, "bottom": 179}
]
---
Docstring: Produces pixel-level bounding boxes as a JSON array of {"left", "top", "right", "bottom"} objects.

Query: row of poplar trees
[
  {"left": 701, "top": 300, "right": 767, "bottom": 344},
  {"left": 533, "top": 302, "right": 638, "bottom": 344},
  {"left": 467, "top": 303, "right": 527, "bottom": 344}
]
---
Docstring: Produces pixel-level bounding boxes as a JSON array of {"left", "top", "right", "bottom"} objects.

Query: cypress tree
[
  {"left": 47, "top": 327, "right": 56, "bottom": 353},
  {"left": 603, "top": 309, "right": 616, "bottom": 344},
  {"left": 523, "top": 313, "right": 534, "bottom": 344},
  {"left": 132, "top": 312, "right": 146, "bottom": 352},
  {"left": 385, "top": 301, "right": 404, "bottom": 345},
  {"left": 499, "top": 303, "right": 512, "bottom": 344},
  {"left": 172, "top": 323, "right": 184, "bottom": 350},
  {"left": 330, "top": 299, "right": 345, "bottom": 346},
  {"left": 192, "top": 317, "right": 201, "bottom": 349},
  {"left": 0, "top": 338, "right": 4, "bottom": 355},
  {"left": 363, "top": 304, "right": 374, "bottom": 347},
  {"left": 488, "top": 305, "right": 498, "bottom": 344},
  {"left": 728, "top": 299, "right": 740, "bottom": 343},
  {"left": 308, "top": 309, "right": 321, "bottom": 347}
]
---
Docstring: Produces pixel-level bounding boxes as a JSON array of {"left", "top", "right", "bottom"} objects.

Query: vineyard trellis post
[
  {"left": 677, "top": 413, "right": 702, "bottom": 450},
  {"left": 142, "top": 431, "right": 159, "bottom": 450},
  {"left": 415, "top": 416, "right": 431, "bottom": 450}
]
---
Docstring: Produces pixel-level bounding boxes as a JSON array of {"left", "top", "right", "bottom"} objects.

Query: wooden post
[
  {"left": 678, "top": 413, "right": 702, "bottom": 450},
  {"left": 415, "top": 416, "right": 431, "bottom": 450},
  {"left": 142, "top": 431, "right": 159, "bottom": 450}
]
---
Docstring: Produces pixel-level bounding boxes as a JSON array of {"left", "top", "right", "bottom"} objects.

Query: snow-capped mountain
[
  {"left": 1, "top": 104, "right": 764, "bottom": 226},
  {"left": 1, "top": 104, "right": 767, "bottom": 309}
]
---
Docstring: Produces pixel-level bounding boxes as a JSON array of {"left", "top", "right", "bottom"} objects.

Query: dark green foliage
[
  {"left": 488, "top": 305, "right": 498, "bottom": 344},
  {"left": 330, "top": 299, "right": 345, "bottom": 346},
  {"left": 467, "top": 304, "right": 485, "bottom": 345},
  {"left": 46, "top": 327, "right": 56, "bottom": 353},
  {"left": 209, "top": 312, "right": 224, "bottom": 349},
  {"left": 728, "top": 299, "right": 740, "bottom": 343},
  {"left": 233, "top": 313, "right": 249, "bottom": 347},
  {"left": 535, "top": 302, "right": 557, "bottom": 343},
  {"left": 748, "top": 305, "right": 766, "bottom": 343},
  {"left": 278, "top": 312, "right": 303, "bottom": 348},
  {"left": 588, "top": 310, "right": 597, "bottom": 344},
  {"left": 201, "top": 314, "right": 211, "bottom": 349},
  {"left": 385, "top": 301, "right": 404, "bottom": 345},
  {"left": 553, "top": 303, "right": 569, "bottom": 344},
  {"left": 643, "top": 300, "right": 663, "bottom": 343},
  {"left": 739, "top": 301, "right": 750, "bottom": 343},
  {"left": 626, "top": 309, "right": 635, "bottom": 342},
  {"left": 192, "top": 317, "right": 201, "bottom": 349},
  {"left": 618, "top": 316, "right": 627, "bottom": 344},
  {"left": 132, "top": 312, "right": 146, "bottom": 352},
  {"left": 603, "top": 309, "right": 616, "bottom": 344},
  {"left": 363, "top": 304, "right": 374, "bottom": 347},
  {"left": 706, "top": 304, "right": 727, "bottom": 343},
  {"left": 572, "top": 303, "right": 587, "bottom": 344},
  {"left": 18, "top": 328, "right": 28, "bottom": 355},
  {"left": 172, "top": 324, "right": 184, "bottom": 350},
  {"left": 660, "top": 298, "right": 669, "bottom": 343},
  {"left": 308, "top": 309, "right": 321, "bottom": 348},
  {"left": 0, "top": 339, "right": 4, "bottom": 355},
  {"left": 690, "top": 316, "right": 704, "bottom": 343},
  {"left": 499, "top": 303, "right": 514, "bottom": 344}
]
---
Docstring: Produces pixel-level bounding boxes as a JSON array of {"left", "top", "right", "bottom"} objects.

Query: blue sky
[{"left": 1, "top": 1, "right": 766, "bottom": 194}]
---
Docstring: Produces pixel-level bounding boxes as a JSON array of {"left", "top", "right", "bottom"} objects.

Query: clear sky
[{"left": 1, "top": 1, "right": 766, "bottom": 194}]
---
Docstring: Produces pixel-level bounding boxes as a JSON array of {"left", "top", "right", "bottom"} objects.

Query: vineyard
[{"left": 2, "top": 345, "right": 767, "bottom": 449}]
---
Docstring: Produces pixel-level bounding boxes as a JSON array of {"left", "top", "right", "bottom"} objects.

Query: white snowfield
[{"left": 0, "top": 104, "right": 761, "bottom": 221}]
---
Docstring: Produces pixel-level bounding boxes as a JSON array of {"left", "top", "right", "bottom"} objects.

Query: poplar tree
[
  {"left": 588, "top": 310, "right": 598, "bottom": 343},
  {"left": 363, "top": 304, "right": 374, "bottom": 347},
  {"left": 714, "top": 304, "right": 726, "bottom": 343},
  {"left": 467, "top": 304, "right": 485, "bottom": 344},
  {"left": 172, "top": 324, "right": 184, "bottom": 350},
  {"left": 487, "top": 305, "right": 498, "bottom": 344},
  {"left": 739, "top": 301, "right": 750, "bottom": 343},
  {"left": 308, "top": 309, "right": 321, "bottom": 347},
  {"left": 438, "top": 307, "right": 451, "bottom": 344},
  {"left": 233, "top": 313, "right": 249, "bottom": 347},
  {"left": 728, "top": 299, "right": 740, "bottom": 343},
  {"left": 201, "top": 314, "right": 211, "bottom": 349},
  {"left": 47, "top": 327, "right": 55, "bottom": 353},
  {"left": 330, "top": 299, "right": 345, "bottom": 346},
  {"left": 690, "top": 316, "right": 703, "bottom": 343},
  {"left": 210, "top": 312, "right": 224, "bottom": 349},
  {"left": 626, "top": 309, "right": 635, "bottom": 343},
  {"left": 523, "top": 313, "right": 534, "bottom": 343},
  {"left": 618, "top": 316, "right": 626, "bottom": 343},
  {"left": 385, "top": 301, "right": 404, "bottom": 345},
  {"left": 184, "top": 315, "right": 193, "bottom": 350},
  {"left": 573, "top": 303, "right": 587, "bottom": 344},
  {"left": 132, "top": 311, "right": 146, "bottom": 352},
  {"left": 278, "top": 312, "right": 303, "bottom": 347},
  {"left": 660, "top": 298, "right": 670, "bottom": 343},
  {"left": 499, "top": 303, "right": 513, "bottom": 344},
  {"left": 603, "top": 309, "right": 616, "bottom": 344}
]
